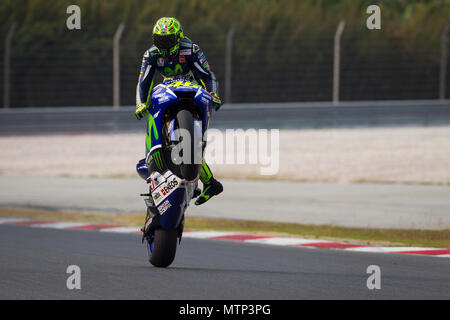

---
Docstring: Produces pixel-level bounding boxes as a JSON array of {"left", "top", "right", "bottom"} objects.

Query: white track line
[
  {"left": 32, "top": 222, "right": 90, "bottom": 229},
  {"left": 345, "top": 246, "right": 442, "bottom": 253},
  {"left": 182, "top": 231, "right": 238, "bottom": 239},
  {"left": 0, "top": 218, "right": 31, "bottom": 224},
  {"left": 99, "top": 227, "right": 140, "bottom": 233},
  {"left": 244, "top": 237, "right": 330, "bottom": 246}
]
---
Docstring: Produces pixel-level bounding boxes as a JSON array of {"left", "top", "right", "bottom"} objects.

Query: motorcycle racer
[{"left": 135, "top": 17, "right": 223, "bottom": 206}]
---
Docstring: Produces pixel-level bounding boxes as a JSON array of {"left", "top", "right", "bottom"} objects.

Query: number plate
[{"left": 151, "top": 172, "right": 183, "bottom": 206}]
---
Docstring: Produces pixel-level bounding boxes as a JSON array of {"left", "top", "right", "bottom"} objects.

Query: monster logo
[{"left": 164, "top": 63, "right": 183, "bottom": 76}]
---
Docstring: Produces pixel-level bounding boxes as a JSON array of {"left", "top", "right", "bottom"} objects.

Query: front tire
[
  {"left": 149, "top": 229, "right": 178, "bottom": 268},
  {"left": 176, "top": 109, "right": 202, "bottom": 181}
]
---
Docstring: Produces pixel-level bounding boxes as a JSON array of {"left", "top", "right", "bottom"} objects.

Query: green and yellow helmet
[{"left": 152, "top": 17, "right": 184, "bottom": 56}]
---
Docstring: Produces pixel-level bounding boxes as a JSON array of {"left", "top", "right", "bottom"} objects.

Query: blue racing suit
[
  {"left": 136, "top": 37, "right": 219, "bottom": 108},
  {"left": 136, "top": 37, "right": 220, "bottom": 188}
]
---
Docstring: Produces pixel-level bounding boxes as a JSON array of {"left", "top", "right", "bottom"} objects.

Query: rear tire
[{"left": 149, "top": 229, "right": 178, "bottom": 268}]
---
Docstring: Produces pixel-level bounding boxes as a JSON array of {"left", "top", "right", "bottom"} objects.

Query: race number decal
[{"left": 167, "top": 80, "right": 200, "bottom": 89}]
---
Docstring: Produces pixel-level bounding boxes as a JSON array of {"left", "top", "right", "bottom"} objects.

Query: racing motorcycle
[{"left": 136, "top": 78, "right": 214, "bottom": 268}]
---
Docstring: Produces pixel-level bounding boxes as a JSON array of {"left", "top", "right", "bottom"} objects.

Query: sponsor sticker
[
  {"left": 151, "top": 189, "right": 163, "bottom": 205},
  {"left": 179, "top": 56, "right": 186, "bottom": 63},
  {"left": 201, "top": 97, "right": 210, "bottom": 104},
  {"left": 158, "top": 200, "right": 172, "bottom": 215},
  {"left": 157, "top": 57, "right": 164, "bottom": 67},
  {"left": 161, "top": 176, "right": 179, "bottom": 194},
  {"left": 192, "top": 44, "right": 200, "bottom": 54},
  {"left": 151, "top": 174, "right": 182, "bottom": 206},
  {"left": 150, "top": 178, "right": 156, "bottom": 191},
  {"left": 153, "top": 93, "right": 165, "bottom": 99},
  {"left": 158, "top": 96, "right": 170, "bottom": 104},
  {"left": 179, "top": 49, "right": 191, "bottom": 56}
]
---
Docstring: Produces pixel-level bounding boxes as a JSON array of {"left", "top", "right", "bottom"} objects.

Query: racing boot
[
  {"left": 195, "top": 161, "right": 223, "bottom": 205},
  {"left": 193, "top": 187, "right": 202, "bottom": 199}
]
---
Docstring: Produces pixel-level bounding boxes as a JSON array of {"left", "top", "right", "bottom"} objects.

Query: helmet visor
[{"left": 153, "top": 33, "right": 178, "bottom": 50}]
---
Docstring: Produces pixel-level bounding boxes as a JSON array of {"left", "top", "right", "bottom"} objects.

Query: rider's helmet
[{"left": 152, "top": 17, "right": 184, "bottom": 57}]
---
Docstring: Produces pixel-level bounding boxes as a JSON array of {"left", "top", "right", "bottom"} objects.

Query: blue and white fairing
[
  {"left": 147, "top": 80, "right": 213, "bottom": 153},
  {"left": 144, "top": 79, "right": 210, "bottom": 231},
  {"left": 148, "top": 171, "right": 196, "bottom": 230}
]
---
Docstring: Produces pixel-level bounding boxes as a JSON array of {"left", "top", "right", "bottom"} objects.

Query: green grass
[
  {"left": 0, "top": 208, "right": 448, "bottom": 248},
  {"left": 185, "top": 217, "right": 450, "bottom": 248}
]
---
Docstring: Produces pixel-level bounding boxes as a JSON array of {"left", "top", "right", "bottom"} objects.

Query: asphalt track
[
  {"left": 0, "top": 224, "right": 449, "bottom": 300},
  {"left": 0, "top": 176, "right": 449, "bottom": 229}
]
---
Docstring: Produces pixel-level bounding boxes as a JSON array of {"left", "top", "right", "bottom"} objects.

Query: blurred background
[
  {"left": 0, "top": 0, "right": 449, "bottom": 230},
  {"left": 0, "top": 1, "right": 449, "bottom": 302},
  {"left": 0, "top": 0, "right": 449, "bottom": 108}
]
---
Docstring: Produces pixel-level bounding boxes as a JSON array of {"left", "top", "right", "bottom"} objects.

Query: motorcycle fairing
[
  {"left": 146, "top": 85, "right": 178, "bottom": 153},
  {"left": 150, "top": 171, "right": 188, "bottom": 230},
  {"left": 146, "top": 81, "right": 213, "bottom": 154}
]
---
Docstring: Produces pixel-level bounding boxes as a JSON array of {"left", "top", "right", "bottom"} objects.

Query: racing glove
[
  {"left": 209, "top": 92, "right": 222, "bottom": 111},
  {"left": 135, "top": 103, "right": 150, "bottom": 120}
]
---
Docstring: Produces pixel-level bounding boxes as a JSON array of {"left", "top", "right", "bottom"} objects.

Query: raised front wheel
[{"left": 176, "top": 109, "right": 202, "bottom": 181}]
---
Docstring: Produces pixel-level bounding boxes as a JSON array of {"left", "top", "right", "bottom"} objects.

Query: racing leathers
[{"left": 136, "top": 37, "right": 223, "bottom": 206}]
